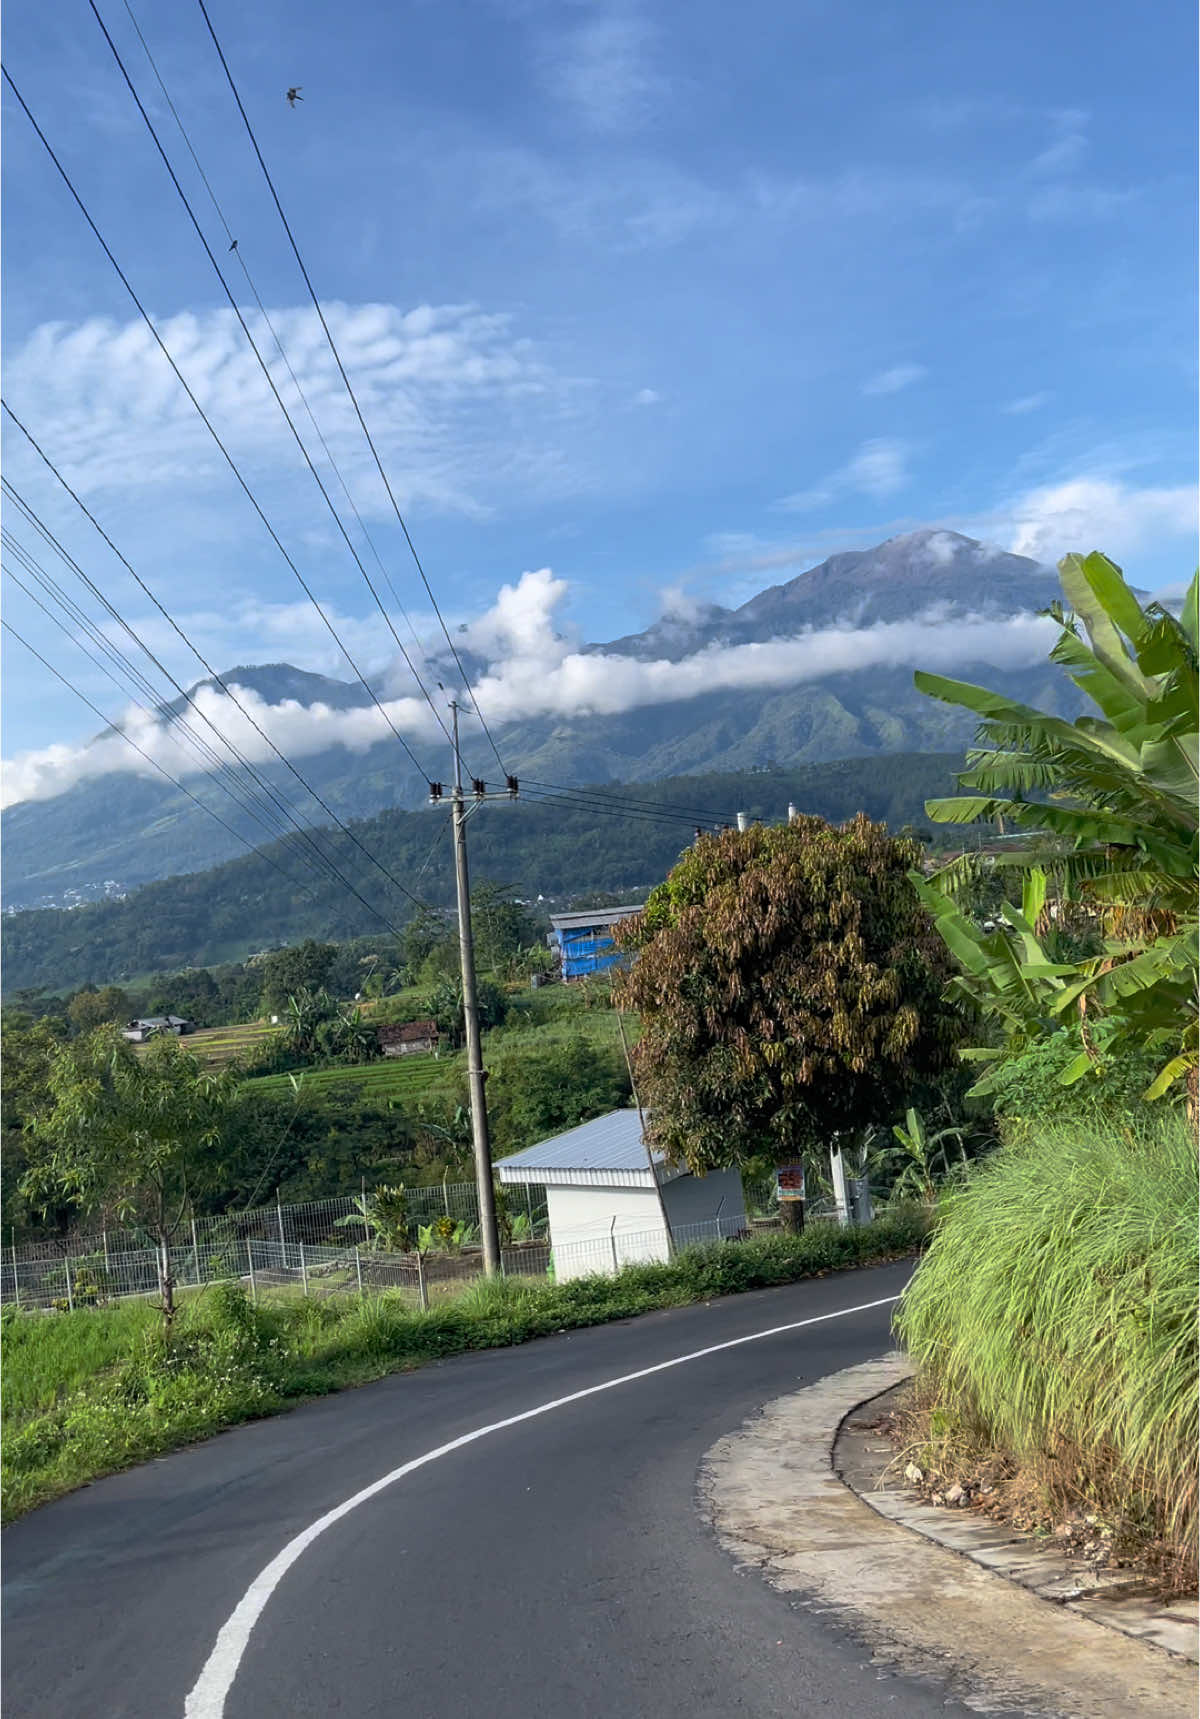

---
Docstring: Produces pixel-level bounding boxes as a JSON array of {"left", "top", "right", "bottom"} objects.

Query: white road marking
[{"left": 185, "top": 1290, "right": 901, "bottom": 1717}]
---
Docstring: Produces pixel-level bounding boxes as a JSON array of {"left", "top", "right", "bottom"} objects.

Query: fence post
[
  {"left": 191, "top": 1216, "right": 201, "bottom": 1287},
  {"left": 11, "top": 1240, "right": 20, "bottom": 1309},
  {"left": 65, "top": 1258, "right": 75, "bottom": 1312},
  {"left": 355, "top": 1246, "right": 364, "bottom": 1299},
  {"left": 276, "top": 1190, "right": 286, "bottom": 1259},
  {"left": 416, "top": 1249, "right": 428, "bottom": 1314},
  {"left": 102, "top": 1229, "right": 111, "bottom": 1277},
  {"left": 299, "top": 1241, "right": 309, "bottom": 1297},
  {"left": 246, "top": 1238, "right": 257, "bottom": 1305},
  {"left": 609, "top": 1217, "right": 618, "bottom": 1276}
]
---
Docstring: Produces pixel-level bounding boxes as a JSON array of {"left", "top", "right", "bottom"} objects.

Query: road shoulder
[{"left": 699, "top": 1355, "right": 1196, "bottom": 1719}]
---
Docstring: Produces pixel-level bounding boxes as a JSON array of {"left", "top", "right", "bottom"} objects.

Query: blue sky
[{"left": 2, "top": 0, "right": 1195, "bottom": 761}]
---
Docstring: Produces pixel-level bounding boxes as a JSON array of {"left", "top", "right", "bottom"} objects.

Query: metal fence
[
  {"left": 0, "top": 1209, "right": 788, "bottom": 1315},
  {"left": 0, "top": 1180, "right": 548, "bottom": 1312}
]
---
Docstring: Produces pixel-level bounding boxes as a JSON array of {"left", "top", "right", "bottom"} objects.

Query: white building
[{"left": 497, "top": 1109, "right": 747, "bottom": 1282}]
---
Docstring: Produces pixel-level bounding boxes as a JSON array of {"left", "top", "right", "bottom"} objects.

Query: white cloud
[
  {"left": 1000, "top": 477, "right": 1198, "bottom": 564},
  {"left": 2, "top": 567, "right": 1059, "bottom": 808},
  {"left": 634, "top": 387, "right": 661, "bottom": 405},
  {"left": 861, "top": 363, "right": 926, "bottom": 396},
  {"left": 2, "top": 302, "right": 557, "bottom": 517},
  {"left": 776, "top": 439, "right": 911, "bottom": 512},
  {"left": 1001, "top": 392, "right": 1052, "bottom": 415},
  {"left": 545, "top": 9, "right": 668, "bottom": 135}
]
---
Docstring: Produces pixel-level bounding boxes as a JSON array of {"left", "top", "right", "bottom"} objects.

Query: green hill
[{"left": 2, "top": 753, "right": 965, "bottom": 992}]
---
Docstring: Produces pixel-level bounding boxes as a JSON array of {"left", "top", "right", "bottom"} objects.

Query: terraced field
[
  {"left": 182, "top": 1022, "right": 281, "bottom": 1067},
  {"left": 238, "top": 1054, "right": 459, "bottom": 1100}
]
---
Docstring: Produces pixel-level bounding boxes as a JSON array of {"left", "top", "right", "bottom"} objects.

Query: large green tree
[
  {"left": 22, "top": 1031, "right": 237, "bottom": 1326},
  {"left": 913, "top": 553, "right": 1198, "bottom": 1103},
  {"left": 615, "top": 815, "right": 965, "bottom": 1175},
  {"left": 66, "top": 984, "right": 130, "bottom": 1035}
]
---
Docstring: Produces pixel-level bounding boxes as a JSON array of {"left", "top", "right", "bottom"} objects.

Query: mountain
[
  {"left": 1, "top": 755, "right": 970, "bottom": 992},
  {"left": 1, "top": 529, "right": 1070, "bottom": 909}
]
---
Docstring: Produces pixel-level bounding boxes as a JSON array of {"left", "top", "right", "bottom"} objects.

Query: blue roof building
[{"left": 548, "top": 906, "right": 643, "bottom": 980}]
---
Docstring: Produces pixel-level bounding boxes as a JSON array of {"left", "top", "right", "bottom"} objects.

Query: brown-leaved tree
[{"left": 616, "top": 815, "right": 964, "bottom": 1180}]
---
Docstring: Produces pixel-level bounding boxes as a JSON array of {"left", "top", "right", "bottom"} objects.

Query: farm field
[
  {"left": 237, "top": 1053, "right": 459, "bottom": 1100},
  {"left": 176, "top": 1022, "right": 280, "bottom": 1067}
]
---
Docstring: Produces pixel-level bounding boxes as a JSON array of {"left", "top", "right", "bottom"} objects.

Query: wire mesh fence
[
  {"left": 0, "top": 1202, "right": 816, "bottom": 1314},
  {"left": 0, "top": 1179, "right": 549, "bottom": 1312}
]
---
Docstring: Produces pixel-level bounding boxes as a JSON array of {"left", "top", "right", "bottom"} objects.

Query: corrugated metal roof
[
  {"left": 496, "top": 1109, "right": 681, "bottom": 1187},
  {"left": 548, "top": 906, "right": 643, "bottom": 932}
]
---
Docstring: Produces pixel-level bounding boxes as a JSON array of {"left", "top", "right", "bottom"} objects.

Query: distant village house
[
  {"left": 122, "top": 1015, "right": 195, "bottom": 1043},
  {"left": 377, "top": 1019, "right": 440, "bottom": 1058}
]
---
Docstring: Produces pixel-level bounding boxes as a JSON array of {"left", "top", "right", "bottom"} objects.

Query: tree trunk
[
  {"left": 779, "top": 1198, "right": 805, "bottom": 1234},
  {"left": 158, "top": 1238, "right": 176, "bottom": 1332}
]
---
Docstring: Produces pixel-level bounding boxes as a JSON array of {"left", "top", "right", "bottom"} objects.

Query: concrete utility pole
[{"left": 445, "top": 701, "right": 506, "bottom": 1275}]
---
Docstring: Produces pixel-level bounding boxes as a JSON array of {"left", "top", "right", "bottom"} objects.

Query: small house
[
  {"left": 121, "top": 1015, "right": 195, "bottom": 1043},
  {"left": 548, "top": 906, "right": 643, "bottom": 980},
  {"left": 497, "top": 1109, "right": 746, "bottom": 1281},
  {"left": 377, "top": 1019, "right": 440, "bottom": 1058}
]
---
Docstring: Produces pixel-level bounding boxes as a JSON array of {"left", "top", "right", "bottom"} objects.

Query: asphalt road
[{"left": 4, "top": 1261, "right": 982, "bottom": 1719}]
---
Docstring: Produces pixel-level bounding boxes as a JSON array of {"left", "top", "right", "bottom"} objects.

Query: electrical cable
[
  {"left": 2, "top": 534, "right": 344, "bottom": 883},
  {"left": 522, "top": 777, "right": 740, "bottom": 824},
  {"left": 86, "top": 1, "right": 454, "bottom": 770},
  {"left": 118, "top": 0, "right": 435, "bottom": 688},
  {"left": 193, "top": 0, "right": 507, "bottom": 775},
  {"left": 2, "top": 618, "right": 321, "bottom": 892},
  {"left": 0, "top": 456, "right": 425, "bottom": 921},
  {"left": 0, "top": 68, "right": 436, "bottom": 814},
  {"left": 0, "top": 414, "right": 429, "bottom": 916}
]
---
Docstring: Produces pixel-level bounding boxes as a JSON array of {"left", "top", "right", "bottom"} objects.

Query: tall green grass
[
  {"left": 2, "top": 1210, "right": 927, "bottom": 1519},
  {"left": 896, "top": 1113, "right": 1197, "bottom": 1567}
]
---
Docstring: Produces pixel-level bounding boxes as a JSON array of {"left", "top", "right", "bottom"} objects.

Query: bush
[
  {"left": 987, "top": 1032, "right": 1167, "bottom": 1134},
  {"left": 896, "top": 1114, "right": 1197, "bottom": 1576}
]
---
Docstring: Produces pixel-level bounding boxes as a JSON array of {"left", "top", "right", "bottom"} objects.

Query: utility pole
[{"left": 429, "top": 703, "right": 519, "bottom": 1276}]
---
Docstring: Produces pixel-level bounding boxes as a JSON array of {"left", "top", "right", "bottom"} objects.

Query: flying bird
[
  {"left": 228, "top": 239, "right": 238, "bottom": 253},
  {"left": 286, "top": 86, "right": 303, "bottom": 107}
]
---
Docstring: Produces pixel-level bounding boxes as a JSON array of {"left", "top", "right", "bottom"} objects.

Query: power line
[
  {"left": 118, "top": 0, "right": 435, "bottom": 689},
  {"left": 2, "top": 532, "right": 342, "bottom": 886},
  {"left": 193, "top": 0, "right": 508, "bottom": 777},
  {"left": 522, "top": 777, "right": 738, "bottom": 825},
  {"left": 86, "top": 1, "right": 453, "bottom": 769},
  {"left": 2, "top": 619, "right": 318, "bottom": 894},
  {"left": 0, "top": 67, "right": 435, "bottom": 811},
  {"left": 0, "top": 445, "right": 427, "bottom": 920},
  {"left": 518, "top": 788, "right": 723, "bottom": 832}
]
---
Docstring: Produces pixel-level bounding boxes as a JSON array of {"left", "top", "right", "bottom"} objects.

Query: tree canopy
[
  {"left": 616, "top": 814, "right": 964, "bottom": 1173},
  {"left": 22, "top": 1030, "right": 238, "bottom": 1323}
]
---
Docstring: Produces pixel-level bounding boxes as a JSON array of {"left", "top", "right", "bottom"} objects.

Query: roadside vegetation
[
  {"left": 2, "top": 1210, "right": 927, "bottom": 1520},
  {"left": 896, "top": 1112, "right": 1196, "bottom": 1585},
  {"left": 894, "top": 554, "right": 1198, "bottom": 1590}
]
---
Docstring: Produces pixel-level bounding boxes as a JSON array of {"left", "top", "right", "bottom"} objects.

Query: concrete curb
[
  {"left": 835, "top": 1372, "right": 1199, "bottom": 1666},
  {"left": 700, "top": 1354, "right": 1197, "bottom": 1719}
]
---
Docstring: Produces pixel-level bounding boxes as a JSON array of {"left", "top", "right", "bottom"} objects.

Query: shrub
[{"left": 896, "top": 1113, "right": 1197, "bottom": 1576}]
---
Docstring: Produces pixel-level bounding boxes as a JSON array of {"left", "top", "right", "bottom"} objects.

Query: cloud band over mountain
[{"left": 1, "top": 567, "right": 1058, "bottom": 808}]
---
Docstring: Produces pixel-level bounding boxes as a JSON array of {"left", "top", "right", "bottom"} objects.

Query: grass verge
[
  {"left": 2, "top": 1210, "right": 926, "bottom": 1520},
  {"left": 895, "top": 1112, "right": 1197, "bottom": 1591}
]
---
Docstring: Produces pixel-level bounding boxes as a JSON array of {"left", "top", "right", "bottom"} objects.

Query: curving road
[{"left": 4, "top": 1262, "right": 983, "bottom": 1719}]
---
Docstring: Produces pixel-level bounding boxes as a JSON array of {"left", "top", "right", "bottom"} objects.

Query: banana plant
[
  {"left": 913, "top": 553, "right": 1198, "bottom": 1104},
  {"left": 873, "top": 1107, "right": 969, "bottom": 1202}
]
